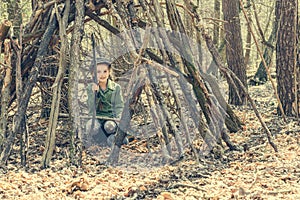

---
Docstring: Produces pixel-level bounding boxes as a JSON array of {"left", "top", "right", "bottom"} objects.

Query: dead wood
[
  {"left": 144, "top": 70, "right": 172, "bottom": 157},
  {"left": 179, "top": 0, "right": 277, "bottom": 152},
  {"left": 0, "top": 39, "right": 12, "bottom": 154},
  {"left": 168, "top": 183, "right": 207, "bottom": 192},
  {"left": 167, "top": 72, "right": 200, "bottom": 161},
  {"left": 107, "top": 67, "right": 145, "bottom": 165},
  {"left": 0, "top": 20, "right": 12, "bottom": 43},
  {"left": 12, "top": 26, "right": 28, "bottom": 166},
  {"left": 0, "top": 0, "right": 280, "bottom": 168},
  {"left": 41, "top": 0, "right": 71, "bottom": 169},
  {"left": 144, "top": 78, "right": 172, "bottom": 162},
  {"left": 202, "top": 73, "right": 242, "bottom": 132},
  {"left": 201, "top": 26, "right": 278, "bottom": 152},
  {"left": 86, "top": 9, "right": 120, "bottom": 35},
  {"left": 143, "top": 0, "right": 226, "bottom": 155},
  {"left": 164, "top": 0, "right": 237, "bottom": 154},
  {"left": 0, "top": 12, "right": 59, "bottom": 164},
  {"left": 148, "top": 68, "right": 184, "bottom": 158}
]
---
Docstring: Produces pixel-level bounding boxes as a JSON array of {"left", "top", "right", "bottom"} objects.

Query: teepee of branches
[{"left": 0, "top": 0, "right": 277, "bottom": 168}]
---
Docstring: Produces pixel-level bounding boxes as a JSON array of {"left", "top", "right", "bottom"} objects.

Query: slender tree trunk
[
  {"left": 6, "top": 0, "right": 22, "bottom": 37},
  {"left": 206, "top": 0, "right": 221, "bottom": 77},
  {"left": 41, "top": 0, "right": 70, "bottom": 168},
  {"left": 297, "top": 10, "right": 300, "bottom": 118},
  {"left": 213, "top": 0, "right": 220, "bottom": 47},
  {"left": 244, "top": 0, "right": 252, "bottom": 67},
  {"left": 68, "top": 0, "right": 85, "bottom": 167},
  {"left": 0, "top": 39, "right": 12, "bottom": 152},
  {"left": 0, "top": 20, "right": 12, "bottom": 112},
  {"left": 276, "top": 0, "right": 298, "bottom": 116},
  {"left": 14, "top": 27, "right": 28, "bottom": 166},
  {"left": 222, "top": 0, "right": 247, "bottom": 105}
]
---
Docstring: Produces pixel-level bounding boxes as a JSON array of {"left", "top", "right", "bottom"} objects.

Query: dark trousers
[{"left": 84, "top": 119, "right": 108, "bottom": 147}]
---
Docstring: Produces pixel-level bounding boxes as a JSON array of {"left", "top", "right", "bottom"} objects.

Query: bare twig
[
  {"left": 59, "top": 113, "right": 121, "bottom": 122},
  {"left": 248, "top": 167, "right": 258, "bottom": 190},
  {"left": 168, "top": 183, "right": 207, "bottom": 192}
]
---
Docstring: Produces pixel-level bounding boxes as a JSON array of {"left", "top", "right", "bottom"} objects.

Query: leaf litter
[{"left": 0, "top": 81, "right": 299, "bottom": 199}]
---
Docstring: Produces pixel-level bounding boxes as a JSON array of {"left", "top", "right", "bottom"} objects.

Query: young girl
[{"left": 85, "top": 60, "right": 125, "bottom": 147}]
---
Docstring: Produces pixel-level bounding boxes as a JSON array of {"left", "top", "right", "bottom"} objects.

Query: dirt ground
[{"left": 0, "top": 80, "right": 299, "bottom": 200}]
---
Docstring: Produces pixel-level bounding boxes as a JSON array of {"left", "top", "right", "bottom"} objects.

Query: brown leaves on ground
[{"left": 0, "top": 82, "right": 299, "bottom": 199}]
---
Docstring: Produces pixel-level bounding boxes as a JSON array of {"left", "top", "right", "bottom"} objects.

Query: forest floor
[{"left": 0, "top": 80, "right": 299, "bottom": 200}]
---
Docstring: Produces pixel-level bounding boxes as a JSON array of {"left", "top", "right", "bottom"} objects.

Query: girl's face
[{"left": 96, "top": 63, "right": 110, "bottom": 84}]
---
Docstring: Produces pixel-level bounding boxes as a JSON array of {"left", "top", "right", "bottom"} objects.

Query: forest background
[{"left": 0, "top": 0, "right": 299, "bottom": 199}]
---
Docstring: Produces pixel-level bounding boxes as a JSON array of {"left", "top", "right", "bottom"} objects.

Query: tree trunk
[
  {"left": 297, "top": 14, "right": 300, "bottom": 118},
  {"left": 244, "top": 0, "right": 252, "bottom": 67},
  {"left": 276, "top": 0, "right": 298, "bottom": 116},
  {"left": 13, "top": 27, "right": 27, "bottom": 166},
  {"left": 68, "top": 0, "right": 85, "bottom": 167},
  {"left": 222, "top": 0, "right": 247, "bottom": 105},
  {"left": 2, "top": 0, "right": 22, "bottom": 38},
  {"left": 206, "top": 0, "right": 221, "bottom": 77},
  {"left": 213, "top": 0, "right": 221, "bottom": 46}
]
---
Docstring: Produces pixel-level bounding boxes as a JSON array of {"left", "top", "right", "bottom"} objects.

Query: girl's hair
[{"left": 96, "top": 61, "right": 111, "bottom": 68}]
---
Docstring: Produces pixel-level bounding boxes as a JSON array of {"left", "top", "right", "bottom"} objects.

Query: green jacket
[{"left": 87, "top": 79, "right": 124, "bottom": 119}]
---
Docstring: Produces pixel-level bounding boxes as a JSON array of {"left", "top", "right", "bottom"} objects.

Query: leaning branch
[
  {"left": 239, "top": 0, "right": 286, "bottom": 123},
  {"left": 184, "top": 0, "right": 278, "bottom": 152},
  {"left": 202, "top": 31, "right": 278, "bottom": 152}
]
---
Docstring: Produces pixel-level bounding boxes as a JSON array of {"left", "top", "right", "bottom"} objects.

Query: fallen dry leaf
[{"left": 157, "top": 191, "right": 175, "bottom": 200}]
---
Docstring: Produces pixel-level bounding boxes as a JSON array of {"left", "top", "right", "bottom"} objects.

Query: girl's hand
[{"left": 92, "top": 83, "right": 99, "bottom": 92}]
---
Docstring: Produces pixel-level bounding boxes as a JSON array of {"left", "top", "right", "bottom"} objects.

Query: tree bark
[
  {"left": 276, "top": 0, "right": 298, "bottom": 116},
  {"left": 0, "top": 39, "right": 12, "bottom": 153},
  {"left": 222, "top": 0, "right": 247, "bottom": 105},
  {"left": 11, "top": 0, "right": 22, "bottom": 38},
  {"left": 68, "top": 0, "right": 85, "bottom": 167}
]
